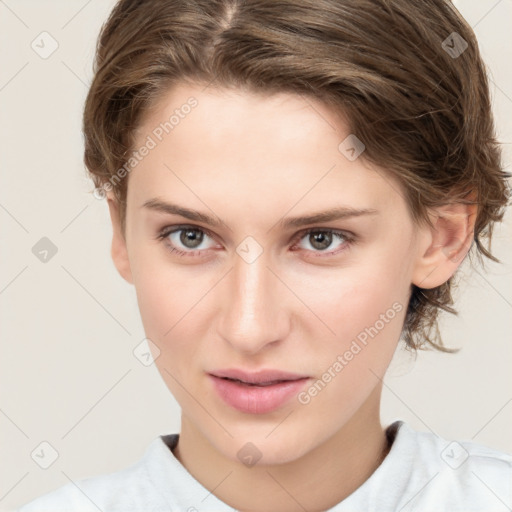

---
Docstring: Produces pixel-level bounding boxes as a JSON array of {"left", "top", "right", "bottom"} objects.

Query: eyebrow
[{"left": 142, "top": 198, "right": 378, "bottom": 230}]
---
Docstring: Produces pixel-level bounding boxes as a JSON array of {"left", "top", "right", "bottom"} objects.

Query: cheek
[
  {"left": 132, "top": 262, "right": 206, "bottom": 398},
  {"left": 300, "top": 252, "right": 409, "bottom": 345},
  {"left": 131, "top": 251, "right": 227, "bottom": 378},
  {"left": 294, "top": 272, "right": 407, "bottom": 426},
  {"left": 130, "top": 249, "right": 201, "bottom": 343},
  {"left": 132, "top": 265, "right": 171, "bottom": 337},
  {"left": 295, "top": 247, "right": 411, "bottom": 403}
]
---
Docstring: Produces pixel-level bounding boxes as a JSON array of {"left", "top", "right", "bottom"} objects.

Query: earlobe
[
  {"left": 412, "top": 201, "right": 477, "bottom": 289},
  {"left": 106, "top": 194, "right": 134, "bottom": 285}
]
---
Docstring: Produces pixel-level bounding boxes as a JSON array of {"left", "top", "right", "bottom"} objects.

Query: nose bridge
[{"left": 218, "top": 250, "right": 286, "bottom": 354}]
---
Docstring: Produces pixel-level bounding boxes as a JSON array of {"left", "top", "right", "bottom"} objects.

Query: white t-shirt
[{"left": 17, "top": 420, "right": 512, "bottom": 512}]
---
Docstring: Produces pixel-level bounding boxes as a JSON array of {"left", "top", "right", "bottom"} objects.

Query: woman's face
[{"left": 114, "top": 82, "right": 425, "bottom": 465}]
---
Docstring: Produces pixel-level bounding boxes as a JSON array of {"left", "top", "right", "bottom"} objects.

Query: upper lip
[{"left": 209, "top": 369, "right": 309, "bottom": 384}]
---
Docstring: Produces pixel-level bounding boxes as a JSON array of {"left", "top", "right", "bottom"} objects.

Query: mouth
[
  {"left": 209, "top": 368, "right": 309, "bottom": 384},
  {"left": 208, "top": 369, "right": 311, "bottom": 414},
  {"left": 216, "top": 377, "right": 292, "bottom": 387}
]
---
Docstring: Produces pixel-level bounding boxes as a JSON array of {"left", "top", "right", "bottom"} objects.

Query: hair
[{"left": 83, "top": 0, "right": 509, "bottom": 352}]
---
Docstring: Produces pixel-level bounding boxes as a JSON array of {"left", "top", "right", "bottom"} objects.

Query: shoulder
[
  {"left": 406, "top": 421, "right": 512, "bottom": 473},
  {"left": 394, "top": 422, "right": 512, "bottom": 511},
  {"left": 16, "top": 437, "right": 173, "bottom": 512}
]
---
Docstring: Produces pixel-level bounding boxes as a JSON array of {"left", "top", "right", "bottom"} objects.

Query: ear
[
  {"left": 411, "top": 200, "right": 477, "bottom": 289},
  {"left": 106, "top": 194, "right": 134, "bottom": 285}
]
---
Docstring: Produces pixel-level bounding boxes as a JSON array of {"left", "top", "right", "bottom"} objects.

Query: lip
[
  {"left": 208, "top": 369, "right": 311, "bottom": 414},
  {"left": 209, "top": 368, "right": 309, "bottom": 384}
]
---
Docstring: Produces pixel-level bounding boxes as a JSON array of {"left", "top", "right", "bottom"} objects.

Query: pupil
[
  {"left": 311, "top": 232, "right": 331, "bottom": 250},
  {"left": 181, "top": 229, "right": 203, "bottom": 248}
]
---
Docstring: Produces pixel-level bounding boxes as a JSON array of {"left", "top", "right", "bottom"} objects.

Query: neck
[{"left": 173, "top": 385, "right": 389, "bottom": 512}]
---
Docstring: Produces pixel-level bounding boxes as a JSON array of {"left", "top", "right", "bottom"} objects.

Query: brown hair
[{"left": 83, "top": 0, "right": 509, "bottom": 351}]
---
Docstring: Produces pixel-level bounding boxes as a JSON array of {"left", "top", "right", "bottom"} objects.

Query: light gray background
[{"left": 1, "top": 1, "right": 511, "bottom": 510}]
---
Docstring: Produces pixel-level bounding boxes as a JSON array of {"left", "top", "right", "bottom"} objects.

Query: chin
[{"left": 213, "top": 427, "right": 316, "bottom": 467}]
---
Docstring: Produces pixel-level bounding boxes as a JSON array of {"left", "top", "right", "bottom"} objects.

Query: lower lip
[{"left": 208, "top": 375, "right": 310, "bottom": 414}]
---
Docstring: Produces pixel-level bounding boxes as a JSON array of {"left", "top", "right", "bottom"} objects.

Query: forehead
[
  {"left": 136, "top": 82, "right": 342, "bottom": 154},
  {"left": 128, "top": 83, "right": 405, "bottom": 221}
]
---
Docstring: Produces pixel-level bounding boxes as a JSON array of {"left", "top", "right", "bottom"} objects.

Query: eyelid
[
  {"left": 292, "top": 226, "right": 354, "bottom": 242},
  {"left": 157, "top": 224, "right": 354, "bottom": 241},
  {"left": 156, "top": 223, "right": 217, "bottom": 241},
  {"left": 289, "top": 227, "right": 354, "bottom": 257},
  {"left": 156, "top": 224, "right": 355, "bottom": 256},
  {"left": 155, "top": 225, "right": 220, "bottom": 260}
]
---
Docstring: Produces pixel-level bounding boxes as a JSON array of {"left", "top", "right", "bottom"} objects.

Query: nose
[{"left": 216, "top": 251, "right": 290, "bottom": 355}]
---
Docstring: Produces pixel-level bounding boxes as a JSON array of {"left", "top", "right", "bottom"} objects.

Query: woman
[{"left": 18, "top": 0, "right": 511, "bottom": 510}]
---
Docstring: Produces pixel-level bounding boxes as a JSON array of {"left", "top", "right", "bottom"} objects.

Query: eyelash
[{"left": 156, "top": 224, "right": 355, "bottom": 259}]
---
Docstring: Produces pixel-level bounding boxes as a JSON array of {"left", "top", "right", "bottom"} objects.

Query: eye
[
  {"left": 291, "top": 228, "right": 353, "bottom": 257},
  {"left": 157, "top": 225, "right": 217, "bottom": 257},
  {"left": 156, "top": 225, "right": 354, "bottom": 259}
]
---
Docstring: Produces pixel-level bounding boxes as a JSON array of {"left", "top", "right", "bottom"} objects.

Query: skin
[{"left": 107, "top": 82, "right": 476, "bottom": 512}]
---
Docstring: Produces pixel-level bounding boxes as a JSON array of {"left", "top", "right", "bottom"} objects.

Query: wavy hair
[{"left": 83, "top": 0, "right": 510, "bottom": 351}]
